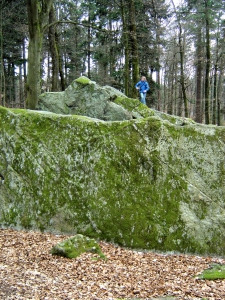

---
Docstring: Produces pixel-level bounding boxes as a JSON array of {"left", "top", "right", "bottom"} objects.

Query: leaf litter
[{"left": 0, "top": 228, "right": 225, "bottom": 300}]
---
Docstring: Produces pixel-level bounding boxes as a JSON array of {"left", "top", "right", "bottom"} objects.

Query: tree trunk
[
  {"left": 58, "top": 44, "right": 66, "bottom": 91},
  {"left": 217, "top": 73, "right": 221, "bottom": 126},
  {"left": 128, "top": 0, "right": 139, "bottom": 98},
  {"left": 217, "top": 24, "right": 225, "bottom": 126},
  {"left": 26, "top": 32, "right": 43, "bottom": 109},
  {"left": 178, "top": 28, "right": 188, "bottom": 117},
  {"left": 87, "top": 8, "right": 91, "bottom": 79},
  {"left": 120, "top": 0, "right": 129, "bottom": 96},
  {"left": 204, "top": 0, "right": 210, "bottom": 124},
  {"left": 171, "top": 0, "right": 188, "bottom": 117},
  {"left": 19, "top": 64, "right": 24, "bottom": 108},
  {"left": 22, "top": 39, "right": 27, "bottom": 101},
  {"left": 212, "top": 29, "right": 220, "bottom": 125},
  {"left": 212, "top": 63, "right": 217, "bottom": 125},
  {"left": 156, "top": 65, "right": 160, "bottom": 111},
  {"left": 155, "top": 18, "right": 161, "bottom": 111},
  {"left": 26, "top": 0, "right": 53, "bottom": 109},
  {"left": 48, "top": 5, "right": 59, "bottom": 91},
  {"left": 195, "top": 27, "right": 203, "bottom": 123},
  {"left": 0, "top": 6, "right": 4, "bottom": 105},
  {"left": 167, "top": 68, "right": 173, "bottom": 115}
]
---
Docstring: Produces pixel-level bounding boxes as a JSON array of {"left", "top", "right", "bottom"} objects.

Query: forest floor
[{"left": 0, "top": 228, "right": 225, "bottom": 300}]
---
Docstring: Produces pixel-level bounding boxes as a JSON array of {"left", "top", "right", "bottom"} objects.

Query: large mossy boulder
[
  {"left": 37, "top": 76, "right": 133, "bottom": 121},
  {"left": 0, "top": 77, "right": 225, "bottom": 256}
]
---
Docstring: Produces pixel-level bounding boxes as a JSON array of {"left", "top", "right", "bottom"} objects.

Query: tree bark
[
  {"left": 26, "top": 0, "right": 53, "bottom": 109},
  {"left": 178, "top": 28, "right": 188, "bottom": 117},
  {"left": 128, "top": 0, "right": 139, "bottom": 98},
  {"left": 48, "top": 5, "right": 59, "bottom": 91},
  {"left": 212, "top": 63, "right": 217, "bottom": 125},
  {"left": 204, "top": 0, "right": 210, "bottom": 124},
  {"left": 195, "top": 27, "right": 203, "bottom": 123},
  {"left": 171, "top": 0, "right": 188, "bottom": 117},
  {"left": 87, "top": 6, "right": 91, "bottom": 79},
  {"left": 0, "top": 6, "right": 4, "bottom": 106},
  {"left": 120, "top": 0, "right": 129, "bottom": 96},
  {"left": 217, "top": 23, "right": 225, "bottom": 126}
]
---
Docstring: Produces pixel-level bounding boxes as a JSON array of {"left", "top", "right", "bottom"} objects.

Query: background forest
[{"left": 1, "top": 0, "right": 225, "bottom": 125}]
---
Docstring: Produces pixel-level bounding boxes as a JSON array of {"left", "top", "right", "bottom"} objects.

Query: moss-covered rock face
[
  {"left": 0, "top": 78, "right": 225, "bottom": 256},
  {"left": 51, "top": 234, "right": 106, "bottom": 259}
]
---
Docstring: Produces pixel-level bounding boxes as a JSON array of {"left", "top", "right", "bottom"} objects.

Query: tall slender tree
[
  {"left": 171, "top": 0, "right": 189, "bottom": 117},
  {"left": 128, "top": 0, "right": 139, "bottom": 97},
  {"left": 204, "top": 0, "right": 210, "bottom": 124},
  {"left": 0, "top": 2, "right": 4, "bottom": 106},
  {"left": 48, "top": 4, "right": 59, "bottom": 91},
  {"left": 195, "top": 25, "right": 203, "bottom": 123},
  {"left": 26, "top": 0, "right": 53, "bottom": 109}
]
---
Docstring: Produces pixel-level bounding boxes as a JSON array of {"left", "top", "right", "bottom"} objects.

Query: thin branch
[{"left": 44, "top": 20, "right": 116, "bottom": 34}]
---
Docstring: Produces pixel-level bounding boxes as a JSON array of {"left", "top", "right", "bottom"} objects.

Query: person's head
[{"left": 141, "top": 76, "right": 146, "bottom": 81}]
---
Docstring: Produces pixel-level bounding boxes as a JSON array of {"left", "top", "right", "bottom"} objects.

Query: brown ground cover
[{"left": 0, "top": 228, "right": 224, "bottom": 300}]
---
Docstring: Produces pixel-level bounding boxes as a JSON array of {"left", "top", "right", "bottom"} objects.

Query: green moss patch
[
  {"left": 197, "top": 264, "right": 225, "bottom": 280},
  {"left": 75, "top": 76, "right": 94, "bottom": 85},
  {"left": 114, "top": 96, "right": 156, "bottom": 118},
  {"left": 51, "top": 234, "right": 106, "bottom": 259}
]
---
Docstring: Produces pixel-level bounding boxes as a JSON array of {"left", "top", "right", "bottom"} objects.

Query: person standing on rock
[{"left": 135, "top": 76, "right": 150, "bottom": 105}]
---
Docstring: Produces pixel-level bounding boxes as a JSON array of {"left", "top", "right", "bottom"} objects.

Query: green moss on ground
[{"left": 197, "top": 264, "right": 225, "bottom": 280}]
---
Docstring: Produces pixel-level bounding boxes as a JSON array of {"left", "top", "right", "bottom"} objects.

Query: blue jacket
[{"left": 135, "top": 80, "right": 150, "bottom": 93}]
